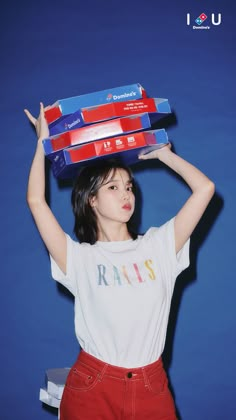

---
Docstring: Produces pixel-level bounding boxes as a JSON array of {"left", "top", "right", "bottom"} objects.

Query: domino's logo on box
[
  {"left": 64, "top": 117, "right": 82, "bottom": 131},
  {"left": 106, "top": 91, "right": 137, "bottom": 102}
]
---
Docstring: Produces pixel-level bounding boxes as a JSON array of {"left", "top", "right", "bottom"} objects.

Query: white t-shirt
[{"left": 50, "top": 217, "right": 190, "bottom": 368}]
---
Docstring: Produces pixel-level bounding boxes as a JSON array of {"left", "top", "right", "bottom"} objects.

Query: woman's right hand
[{"left": 24, "top": 102, "right": 50, "bottom": 140}]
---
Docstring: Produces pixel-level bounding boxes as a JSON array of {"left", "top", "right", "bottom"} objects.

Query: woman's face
[{"left": 90, "top": 168, "right": 135, "bottom": 226}]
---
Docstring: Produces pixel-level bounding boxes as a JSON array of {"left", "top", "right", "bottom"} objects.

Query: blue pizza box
[
  {"left": 50, "top": 129, "right": 169, "bottom": 179},
  {"left": 48, "top": 97, "right": 171, "bottom": 136},
  {"left": 45, "top": 83, "right": 147, "bottom": 124},
  {"left": 43, "top": 112, "right": 167, "bottom": 157}
]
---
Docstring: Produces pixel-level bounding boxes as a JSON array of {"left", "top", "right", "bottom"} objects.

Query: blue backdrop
[{"left": 1, "top": 0, "right": 235, "bottom": 419}]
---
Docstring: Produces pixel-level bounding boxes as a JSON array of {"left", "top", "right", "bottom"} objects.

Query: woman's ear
[{"left": 89, "top": 195, "right": 96, "bottom": 208}]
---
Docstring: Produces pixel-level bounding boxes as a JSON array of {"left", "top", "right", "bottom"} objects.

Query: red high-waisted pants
[{"left": 60, "top": 350, "right": 177, "bottom": 420}]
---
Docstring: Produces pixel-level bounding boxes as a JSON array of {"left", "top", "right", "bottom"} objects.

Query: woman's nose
[{"left": 122, "top": 188, "right": 129, "bottom": 199}]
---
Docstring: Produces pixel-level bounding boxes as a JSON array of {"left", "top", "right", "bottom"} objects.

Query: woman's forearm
[
  {"left": 27, "top": 138, "right": 46, "bottom": 206},
  {"left": 158, "top": 149, "right": 215, "bottom": 194}
]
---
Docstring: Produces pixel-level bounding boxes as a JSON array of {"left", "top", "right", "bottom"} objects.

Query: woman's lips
[{"left": 122, "top": 204, "right": 132, "bottom": 210}]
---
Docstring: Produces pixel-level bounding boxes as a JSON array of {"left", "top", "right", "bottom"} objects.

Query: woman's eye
[
  {"left": 127, "top": 186, "right": 133, "bottom": 192},
  {"left": 109, "top": 185, "right": 117, "bottom": 190}
]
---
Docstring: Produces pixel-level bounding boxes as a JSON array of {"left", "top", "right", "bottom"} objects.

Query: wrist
[
  {"left": 156, "top": 146, "right": 173, "bottom": 163},
  {"left": 36, "top": 138, "right": 46, "bottom": 154},
  {"left": 37, "top": 135, "right": 48, "bottom": 142}
]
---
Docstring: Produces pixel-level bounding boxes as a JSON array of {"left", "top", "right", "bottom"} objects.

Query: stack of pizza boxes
[{"left": 43, "top": 83, "right": 171, "bottom": 178}]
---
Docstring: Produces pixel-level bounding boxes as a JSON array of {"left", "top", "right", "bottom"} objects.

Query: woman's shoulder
[
  {"left": 65, "top": 233, "right": 94, "bottom": 249},
  {"left": 141, "top": 217, "right": 175, "bottom": 240}
]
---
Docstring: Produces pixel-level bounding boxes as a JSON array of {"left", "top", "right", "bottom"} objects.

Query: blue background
[{"left": 1, "top": 0, "right": 235, "bottom": 419}]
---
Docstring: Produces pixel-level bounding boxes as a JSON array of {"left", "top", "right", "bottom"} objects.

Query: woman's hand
[
  {"left": 138, "top": 143, "right": 172, "bottom": 161},
  {"left": 24, "top": 102, "right": 49, "bottom": 140}
]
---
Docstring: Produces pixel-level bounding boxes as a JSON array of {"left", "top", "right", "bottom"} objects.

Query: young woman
[{"left": 25, "top": 103, "right": 215, "bottom": 420}]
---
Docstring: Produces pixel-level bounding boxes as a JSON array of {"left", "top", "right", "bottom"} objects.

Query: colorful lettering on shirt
[
  {"left": 113, "top": 266, "right": 122, "bottom": 286},
  {"left": 145, "top": 259, "right": 156, "bottom": 280},
  {"left": 122, "top": 265, "right": 132, "bottom": 284},
  {"left": 133, "top": 263, "right": 144, "bottom": 283},
  {"left": 97, "top": 264, "right": 109, "bottom": 286},
  {"left": 97, "top": 259, "right": 156, "bottom": 286}
]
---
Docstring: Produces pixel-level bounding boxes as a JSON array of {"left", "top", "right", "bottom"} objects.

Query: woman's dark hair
[{"left": 71, "top": 160, "right": 137, "bottom": 244}]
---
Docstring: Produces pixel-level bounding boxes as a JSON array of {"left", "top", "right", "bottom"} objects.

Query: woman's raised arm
[
  {"left": 25, "top": 103, "right": 67, "bottom": 274},
  {"left": 139, "top": 145, "right": 215, "bottom": 253}
]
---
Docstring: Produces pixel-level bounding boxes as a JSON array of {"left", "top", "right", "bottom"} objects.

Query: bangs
[
  {"left": 99, "top": 167, "right": 116, "bottom": 186},
  {"left": 92, "top": 161, "right": 134, "bottom": 191}
]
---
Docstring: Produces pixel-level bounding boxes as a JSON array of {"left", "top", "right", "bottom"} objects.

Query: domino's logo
[
  {"left": 64, "top": 118, "right": 81, "bottom": 130},
  {"left": 106, "top": 91, "right": 137, "bottom": 102},
  {"left": 187, "top": 12, "right": 222, "bottom": 30},
  {"left": 195, "top": 13, "right": 207, "bottom": 25}
]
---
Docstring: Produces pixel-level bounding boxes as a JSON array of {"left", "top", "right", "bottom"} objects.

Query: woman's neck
[{"left": 97, "top": 223, "right": 131, "bottom": 242}]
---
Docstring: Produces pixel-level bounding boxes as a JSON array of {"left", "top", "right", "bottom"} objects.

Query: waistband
[{"left": 77, "top": 350, "right": 164, "bottom": 381}]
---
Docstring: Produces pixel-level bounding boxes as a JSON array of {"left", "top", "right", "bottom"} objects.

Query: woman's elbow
[
  {"left": 203, "top": 179, "right": 215, "bottom": 201},
  {"left": 26, "top": 193, "right": 45, "bottom": 211},
  {"left": 208, "top": 179, "right": 215, "bottom": 196}
]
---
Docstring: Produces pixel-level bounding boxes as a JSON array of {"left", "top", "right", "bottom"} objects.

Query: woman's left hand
[{"left": 138, "top": 143, "right": 172, "bottom": 161}]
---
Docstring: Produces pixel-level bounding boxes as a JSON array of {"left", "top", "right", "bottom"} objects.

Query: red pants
[{"left": 60, "top": 350, "right": 177, "bottom": 420}]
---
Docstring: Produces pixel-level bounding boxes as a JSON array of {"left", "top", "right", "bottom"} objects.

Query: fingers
[
  {"left": 138, "top": 153, "right": 147, "bottom": 160},
  {"left": 24, "top": 102, "right": 45, "bottom": 125},
  {"left": 24, "top": 108, "right": 36, "bottom": 125},
  {"left": 39, "top": 102, "right": 45, "bottom": 115}
]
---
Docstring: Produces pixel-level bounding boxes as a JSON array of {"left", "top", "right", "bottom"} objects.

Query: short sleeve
[
  {"left": 151, "top": 217, "right": 190, "bottom": 279},
  {"left": 50, "top": 234, "right": 78, "bottom": 296}
]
